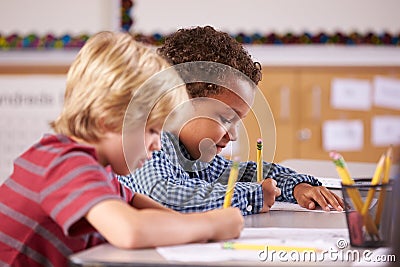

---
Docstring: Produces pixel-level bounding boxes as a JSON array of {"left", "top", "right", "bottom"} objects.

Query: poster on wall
[
  {"left": 322, "top": 120, "right": 364, "bottom": 151},
  {"left": 0, "top": 76, "right": 66, "bottom": 182},
  {"left": 373, "top": 76, "right": 400, "bottom": 110},
  {"left": 371, "top": 115, "right": 400, "bottom": 146},
  {"left": 330, "top": 78, "right": 371, "bottom": 110}
]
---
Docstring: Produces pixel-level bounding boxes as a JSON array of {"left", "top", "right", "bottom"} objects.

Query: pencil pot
[{"left": 341, "top": 178, "right": 394, "bottom": 248}]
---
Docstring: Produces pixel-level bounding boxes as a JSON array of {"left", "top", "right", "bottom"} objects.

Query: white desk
[
  {"left": 70, "top": 210, "right": 349, "bottom": 267},
  {"left": 279, "top": 159, "right": 399, "bottom": 180},
  {"left": 69, "top": 159, "right": 395, "bottom": 266}
]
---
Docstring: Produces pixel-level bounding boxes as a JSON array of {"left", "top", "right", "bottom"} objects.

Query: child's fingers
[
  {"left": 320, "top": 189, "right": 344, "bottom": 211},
  {"left": 274, "top": 187, "right": 281, "bottom": 197}
]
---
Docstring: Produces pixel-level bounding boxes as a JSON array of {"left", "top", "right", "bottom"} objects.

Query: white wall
[
  {"left": 0, "top": 0, "right": 119, "bottom": 35},
  {"left": 134, "top": 0, "right": 400, "bottom": 35},
  {"left": 0, "top": 0, "right": 399, "bottom": 35}
]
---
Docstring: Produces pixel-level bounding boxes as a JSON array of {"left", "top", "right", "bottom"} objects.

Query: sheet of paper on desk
[
  {"left": 270, "top": 201, "right": 343, "bottom": 212},
  {"left": 157, "top": 227, "right": 348, "bottom": 262},
  {"left": 270, "top": 199, "right": 377, "bottom": 213}
]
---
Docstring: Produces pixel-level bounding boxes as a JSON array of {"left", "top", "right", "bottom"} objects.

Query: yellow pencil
[
  {"left": 222, "top": 242, "right": 321, "bottom": 253},
  {"left": 256, "top": 139, "right": 263, "bottom": 182},
  {"left": 329, "top": 151, "right": 380, "bottom": 239},
  {"left": 361, "top": 153, "right": 385, "bottom": 216},
  {"left": 223, "top": 160, "right": 239, "bottom": 208},
  {"left": 329, "top": 151, "right": 353, "bottom": 185},
  {"left": 382, "top": 146, "right": 393, "bottom": 185},
  {"left": 375, "top": 146, "right": 393, "bottom": 227}
]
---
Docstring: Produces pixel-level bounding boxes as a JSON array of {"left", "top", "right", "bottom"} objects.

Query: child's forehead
[{"left": 192, "top": 93, "right": 251, "bottom": 118}]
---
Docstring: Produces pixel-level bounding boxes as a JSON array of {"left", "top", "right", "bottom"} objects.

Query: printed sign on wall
[{"left": 0, "top": 75, "right": 66, "bottom": 183}]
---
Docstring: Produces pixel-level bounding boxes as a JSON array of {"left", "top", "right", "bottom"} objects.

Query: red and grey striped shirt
[{"left": 0, "top": 134, "right": 133, "bottom": 267}]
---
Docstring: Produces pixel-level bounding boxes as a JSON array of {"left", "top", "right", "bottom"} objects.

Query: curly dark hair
[{"left": 157, "top": 26, "right": 262, "bottom": 98}]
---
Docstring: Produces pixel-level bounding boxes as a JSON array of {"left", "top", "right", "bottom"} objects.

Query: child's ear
[{"left": 98, "top": 117, "right": 110, "bottom": 134}]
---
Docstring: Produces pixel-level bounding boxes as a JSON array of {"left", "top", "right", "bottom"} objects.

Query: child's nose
[
  {"left": 150, "top": 136, "right": 161, "bottom": 152},
  {"left": 227, "top": 126, "right": 238, "bottom": 141}
]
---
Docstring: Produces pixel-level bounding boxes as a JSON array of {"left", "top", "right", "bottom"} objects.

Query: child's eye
[
  {"left": 149, "top": 128, "right": 161, "bottom": 135},
  {"left": 219, "top": 115, "right": 232, "bottom": 124}
]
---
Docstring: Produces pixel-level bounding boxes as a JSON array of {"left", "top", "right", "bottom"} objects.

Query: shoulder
[
  {"left": 19, "top": 134, "right": 101, "bottom": 177},
  {"left": 36, "top": 134, "right": 97, "bottom": 160}
]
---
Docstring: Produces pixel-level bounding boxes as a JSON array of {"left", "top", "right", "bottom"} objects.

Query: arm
[
  {"left": 265, "top": 162, "right": 322, "bottom": 202},
  {"left": 130, "top": 193, "right": 173, "bottom": 212},
  {"left": 85, "top": 199, "right": 243, "bottom": 249},
  {"left": 131, "top": 151, "right": 264, "bottom": 215},
  {"left": 266, "top": 163, "right": 344, "bottom": 211}
]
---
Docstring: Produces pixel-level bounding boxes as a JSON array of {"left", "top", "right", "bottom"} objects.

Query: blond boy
[{"left": 0, "top": 31, "right": 243, "bottom": 266}]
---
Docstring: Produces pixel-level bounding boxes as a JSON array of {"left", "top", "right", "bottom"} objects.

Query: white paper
[
  {"left": 0, "top": 76, "right": 65, "bottom": 182},
  {"left": 331, "top": 78, "right": 371, "bottom": 110},
  {"left": 373, "top": 76, "right": 400, "bottom": 110},
  {"left": 270, "top": 201, "right": 343, "bottom": 212},
  {"left": 371, "top": 115, "right": 400, "bottom": 146},
  {"left": 271, "top": 199, "right": 377, "bottom": 213},
  {"left": 322, "top": 120, "right": 364, "bottom": 151},
  {"left": 317, "top": 177, "right": 342, "bottom": 189},
  {"left": 157, "top": 228, "right": 348, "bottom": 262}
]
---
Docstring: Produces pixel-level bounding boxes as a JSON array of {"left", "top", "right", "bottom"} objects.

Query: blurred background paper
[
  {"left": 373, "top": 76, "right": 400, "bottom": 110},
  {"left": 322, "top": 120, "right": 364, "bottom": 151},
  {"left": 0, "top": 76, "right": 65, "bottom": 183},
  {"left": 371, "top": 116, "right": 400, "bottom": 146},
  {"left": 331, "top": 78, "right": 371, "bottom": 110}
]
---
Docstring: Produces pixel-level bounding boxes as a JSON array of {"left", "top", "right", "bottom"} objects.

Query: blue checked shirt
[{"left": 118, "top": 132, "right": 321, "bottom": 215}]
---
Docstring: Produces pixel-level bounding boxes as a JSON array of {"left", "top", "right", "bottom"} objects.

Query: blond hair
[{"left": 51, "top": 31, "right": 187, "bottom": 142}]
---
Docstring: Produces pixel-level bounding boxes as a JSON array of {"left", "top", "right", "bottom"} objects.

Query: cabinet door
[{"left": 298, "top": 67, "right": 400, "bottom": 163}]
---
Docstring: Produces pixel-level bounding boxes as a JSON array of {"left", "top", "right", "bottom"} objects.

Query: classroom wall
[
  {"left": 0, "top": 0, "right": 399, "bottom": 35},
  {"left": 133, "top": 0, "right": 400, "bottom": 35},
  {"left": 0, "top": 1, "right": 399, "bottom": 184}
]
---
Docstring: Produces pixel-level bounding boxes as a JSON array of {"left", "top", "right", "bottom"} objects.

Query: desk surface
[
  {"left": 279, "top": 159, "right": 399, "bottom": 179},
  {"left": 70, "top": 209, "right": 349, "bottom": 267},
  {"left": 69, "top": 160, "right": 389, "bottom": 267}
]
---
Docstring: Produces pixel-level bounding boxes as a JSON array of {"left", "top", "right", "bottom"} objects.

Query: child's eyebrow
[{"left": 223, "top": 107, "right": 243, "bottom": 119}]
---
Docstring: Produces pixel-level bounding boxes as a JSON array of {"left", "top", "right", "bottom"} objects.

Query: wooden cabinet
[{"left": 244, "top": 67, "right": 400, "bottom": 163}]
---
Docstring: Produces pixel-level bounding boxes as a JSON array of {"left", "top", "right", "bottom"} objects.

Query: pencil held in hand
[
  {"left": 223, "top": 160, "right": 239, "bottom": 208},
  {"left": 256, "top": 138, "right": 263, "bottom": 183}
]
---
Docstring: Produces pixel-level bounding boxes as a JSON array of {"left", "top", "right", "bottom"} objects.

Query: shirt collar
[{"left": 163, "top": 132, "right": 210, "bottom": 173}]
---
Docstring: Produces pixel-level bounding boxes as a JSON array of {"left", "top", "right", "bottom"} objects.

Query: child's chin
[
  {"left": 136, "top": 159, "right": 146, "bottom": 168},
  {"left": 198, "top": 153, "right": 216, "bottom": 163}
]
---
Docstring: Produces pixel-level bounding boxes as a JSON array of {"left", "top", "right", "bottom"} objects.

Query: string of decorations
[
  {"left": 133, "top": 32, "right": 400, "bottom": 46},
  {"left": 121, "top": 0, "right": 134, "bottom": 32},
  {"left": 0, "top": 0, "right": 399, "bottom": 50}
]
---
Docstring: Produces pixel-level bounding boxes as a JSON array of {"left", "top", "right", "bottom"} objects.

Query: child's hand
[
  {"left": 207, "top": 207, "right": 244, "bottom": 241},
  {"left": 293, "top": 183, "right": 344, "bottom": 211},
  {"left": 260, "top": 178, "right": 281, "bottom": 212}
]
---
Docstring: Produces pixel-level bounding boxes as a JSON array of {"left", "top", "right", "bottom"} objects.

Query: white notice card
[
  {"left": 373, "top": 76, "right": 400, "bottom": 110},
  {"left": 371, "top": 116, "right": 400, "bottom": 146},
  {"left": 0, "top": 75, "right": 66, "bottom": 182},
  {"left": 330, "top": 78, "right": 371, "bottom": 110},
  {"left": 322, "top": 120, "right": 364, "bottom": 151}
]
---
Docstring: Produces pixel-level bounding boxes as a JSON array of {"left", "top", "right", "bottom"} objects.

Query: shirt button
[{"left": 246, "top": 205, "right": 252, "bottom": 211}]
